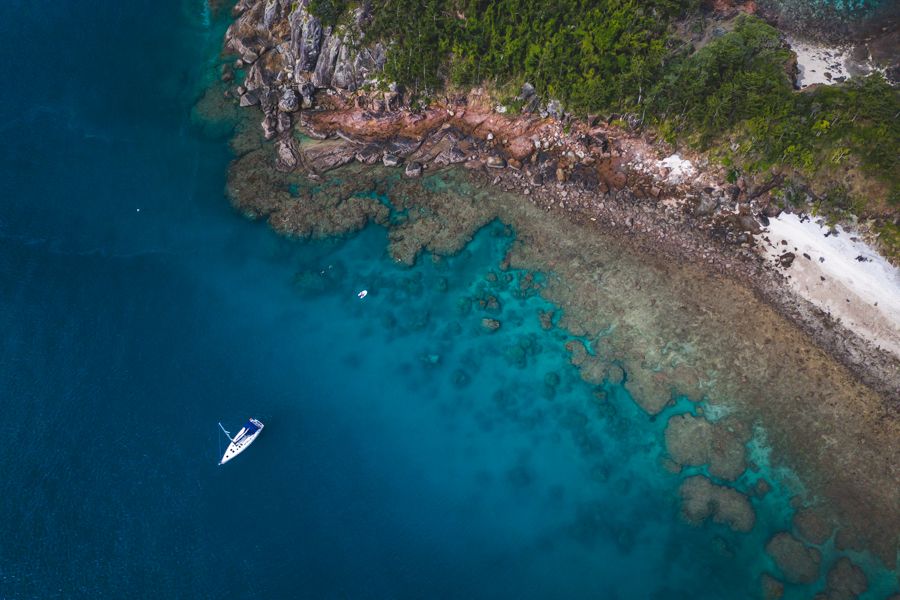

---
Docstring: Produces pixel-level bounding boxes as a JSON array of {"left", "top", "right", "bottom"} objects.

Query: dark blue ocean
[{"left": 1, "top": 1, "right": 896, "bottom": 599}]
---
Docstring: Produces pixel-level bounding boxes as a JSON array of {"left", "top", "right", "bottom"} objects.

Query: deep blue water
[{"left": 1, "top": 1, "right": 896, "bottom": 599}]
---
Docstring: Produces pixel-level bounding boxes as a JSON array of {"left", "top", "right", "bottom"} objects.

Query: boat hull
[{"left": 219, "top": 419, "right": 264, "bottom": 465}]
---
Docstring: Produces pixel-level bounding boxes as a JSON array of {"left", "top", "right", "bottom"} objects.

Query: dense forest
[{"left": 309, "top": 0, "right": 898, "bottom": 248}]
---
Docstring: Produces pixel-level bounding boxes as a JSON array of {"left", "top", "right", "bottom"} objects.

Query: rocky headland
[{"left": 202, "top": 0, "right": 900, "bottom": 590}]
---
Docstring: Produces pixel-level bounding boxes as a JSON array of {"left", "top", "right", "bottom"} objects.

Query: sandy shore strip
[
  {"left": 757, "top": 212, "right": 900, "bottom": 357},
  {"left": 787, "top": 36, "right": 853, "bottom": 87},
  {"left": 785, "top": 35, "right": 885, "bottom": 88}
]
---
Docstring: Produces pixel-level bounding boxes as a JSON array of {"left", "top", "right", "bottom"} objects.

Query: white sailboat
[{"left": 218, "top": 418, "right": 264, "bottom": 465}]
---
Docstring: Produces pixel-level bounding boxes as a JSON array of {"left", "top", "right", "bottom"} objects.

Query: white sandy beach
[
  {"left": 787, "top": 36, "right": 854, "bottom": 87},
  {"left": 757, "top": 213, "right": 900, "bottom": 357}
]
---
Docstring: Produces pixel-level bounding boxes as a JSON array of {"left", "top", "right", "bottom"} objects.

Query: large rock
[
  {"left": 332, "top": 37, "right": 357, "bottom": 90},
  {"left": 312, "top": 31, "right": 341, "bottom": 88},
  {"left": 239, "top": 91, "right": 259, "bottom": 107},
  {"left": 736, "top": 213, "right": 762, "bottom": 234},
  {"left": 518, "top": 82, "right": 536, "bottom": 99},
  {"left": 278, "top": 88, "right": 299, "bottom": 112},
  {"left": 274, "top": 137, "right": 299, "bottom": 172},
  {"left": 404, "top": 161, "right": 423, "bottom": 178},
  {"left": 295, "top": 12, "right": 322, "bottom": 71},
  {"left": 433, "top": 145, "right": 467, "bottom": 166},
  {"left": 245, "top": 49, "right": 289, "bottom": 92},
  {"left": 299, "top": 81, "right": 316, "bottom": 107},
  {"left": 257, "top": 87, "right": 278, "bottom": 113},
  {"left": 765, "top": 532, "right": 822, "bottom": 584},
  {"left": 679, "top": 475, "right": 755, "bottom": 533},
  {"left": 355, "top": 144, "right": 384, "bottom": 165},
  {"left": 261, "top": 114, "right": 277, "bottom": 140},
  {"left": 224, "top": 5, "right": 268, "bottom": 61},
  {"left": 664, "top": 413, "right": 750, "bottom": 480},
  {"left": 300, "top": 139, "right": 356, "bottom": 172},
  {"left": 779, "top": 252, "right": 796, "bottom": 268},
  {"left": 262, "top": 0, "right": 280, "bottom": 30},
  {"left": 486, "top": 155, "right": 506, "bottom": 169},
  {"left": 544, "top": 99, "right": 563, "bottom": 119}
]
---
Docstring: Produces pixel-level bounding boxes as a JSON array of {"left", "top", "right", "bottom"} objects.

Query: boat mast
[{"left": 218, "top": 422, "right": 234, "bottom": 442}]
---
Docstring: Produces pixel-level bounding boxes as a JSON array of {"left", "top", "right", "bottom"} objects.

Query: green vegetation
[
  {"left": 361, "top": 0, "right": 692, "bottom": 107},
  {"left": 649, "top": 16, "right": 898, "bottom": 206},
  {"left": 649, "top": 16, "right": 796, "bottom": 148},
  {"left": 307, "top": 0, "right": 349, "bottom": 27},
  {"left": 651, "top": 17, "right": 898, "bottom": 257}
]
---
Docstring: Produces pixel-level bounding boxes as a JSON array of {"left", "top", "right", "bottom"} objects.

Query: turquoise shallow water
[{"left": 0, "top": 1, "right": 897, "bottom": 599}]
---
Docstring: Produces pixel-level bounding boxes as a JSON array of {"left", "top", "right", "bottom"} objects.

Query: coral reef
[{"left": 225, "top": 140, "right": 900, "bottom": 567}]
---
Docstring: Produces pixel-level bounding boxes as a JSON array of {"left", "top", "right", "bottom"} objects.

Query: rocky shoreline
[
  {"left": 205, "top": 0, "right": 900, "bottom": 589},
  {"left": 215, "top": 21, "right": 900, "bottom": 401}
]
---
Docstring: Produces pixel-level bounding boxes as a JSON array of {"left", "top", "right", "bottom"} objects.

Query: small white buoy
[
  {"left": 357, "top": 290, "right": 368, "bottom": 299},
  {"left": 136, "top": 208, "right": 141, "bottom": 212}
]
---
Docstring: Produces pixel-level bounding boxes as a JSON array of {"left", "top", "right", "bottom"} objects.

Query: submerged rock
[
  {"left": 679, "top": 475, "right": 755, "bottom": 533},
  {"left": 761, "top": 573, "right": 785, "bottom": 600},
  {"left": 451, "top": 368, "right": 471, "bottom": 388},
  {"left": 538, "top": 309, "right": 554, "bottom": 330},
  {"left": 765, "top": 532, "right": 822, "bottom": 584},
  {"left": 754, "top": 478, "right": 772, "bottom": 498},
  {"left": 481, "top": 318, "right": 501, "bottom": 332}
]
